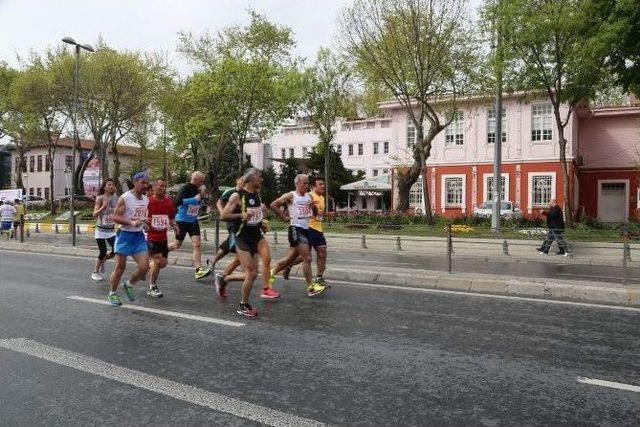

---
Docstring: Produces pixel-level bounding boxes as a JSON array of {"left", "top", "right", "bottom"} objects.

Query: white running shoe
[{"left": 91, "top": 273, "right": 103, "bottom": 282}]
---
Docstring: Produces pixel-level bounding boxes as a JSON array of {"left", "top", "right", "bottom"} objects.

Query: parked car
[
  {"left": 56, "top": 194, "right": 95, "bottom": 208},
  {"left": 472, "top": 201, "right": 522, "bottom": 219},
  {"left": 23, "top": 195, "right": 47, "bottom": 208}
]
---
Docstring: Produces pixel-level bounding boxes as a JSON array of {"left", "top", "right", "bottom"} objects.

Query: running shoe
[
  {"left": 214, "top": 273, "right": 227, "bottom": 298},
  {"left": 269, "top": 269, "right": 277, "bottom": 286},
  {"left": 307, "top": 283, "right": 328, "bottom": 298},
  {"left": 147, "top": 286, "right": 163, "bottom": 298},
  {"left": 315, "top": 277, "right": 330, "bottom": 288},
  {"left": 108, "top": 293, "right": 122, "bottom": 307},
  {"left": 91, "top": 272, "right": 103, "bottom": 282},
  {"left": 282, "top": 266, "right": 291, "bottom": 280},
  {"left": 122, "top": 282, "right": 135, "bottom": 301},
  {"left": 237, "top": 303, "right": 258, "bottom": 317},
  {"left": 195, "top": 267, "right": 211, "bottom": 280},
  {"left": 261, "top": 287, "right": 280, "bottom": 299}
]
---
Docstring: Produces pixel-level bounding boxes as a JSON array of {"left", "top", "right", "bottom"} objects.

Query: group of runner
[{"left": 91, "top": 168, "right": 330, "bottom": 318}]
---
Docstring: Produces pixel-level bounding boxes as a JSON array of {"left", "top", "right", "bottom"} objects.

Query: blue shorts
[
  {"left": 1, "top": 221, "right": 11, "bottom": 231},
  {"left": 307, "top": 228, "right": 327, "bottom": 249},
  {"left": 115, "top": 231, "right": 148, "bottom": 257}
]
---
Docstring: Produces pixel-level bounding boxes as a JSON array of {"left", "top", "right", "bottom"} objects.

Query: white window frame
[
  {"left": 445, "top": 112, "right": 464, "bottom": 147},
  {"left": 487, "top": 107, "right": 506, "bottom": 144},
  {"left": 440, "top": 174, "right": 467, "bottom": 210},
  {"left": 302, "top": 147, "right": 308, "bottom": 157},
  {"left": 381, "top": 120, "right": 391, "bottom": 128},
  {"left": 383, "top": 141, "right": 389, "bottom": 154},
  {"left": 289, "top": 148, "right": 295, "bottom": 158},
  {"left": 366, "top": 121, "right": 375, "bottom": 129},
  {"left": 407, "top": 117, "right": 417, "bottom": 148},
  {"left": 280, "top": 148, "right": 285, "bottom": 159},
  {"left": 599, "top": 179, "right": 630, "bottom": 222},
  {"left": 531, "top": 103, "right": 553, "bottom": 142},
  {"left": 373, "top": 142, "right": 379, "bottom": 155},
  {"left": 358, "top": 143, "right": 364, "bottom": 156},
  {"left": 482, "top": 173, "right": 510, "bottom": 202},
  {"left": 337, "top": 145, "right": 342, "bottom": 155},
  {"left": 348, "top": 144, "right": 354, "bottom": 156},
  {"left": 409, "top": 176, "right": 423, "bottom": 207},
  {"left": 373, "top": 169, "right": 379, "bottom": 177},
  {"left": 527, "top": 172, "right": 556, "bottom": 209}
]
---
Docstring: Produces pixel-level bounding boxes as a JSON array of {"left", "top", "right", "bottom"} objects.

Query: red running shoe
[
  {"left": 237, "top": 303, "right": 258, "bottom": 317},
  {"left": 261, "top": 287, "right": 281, "bottom": 299}
]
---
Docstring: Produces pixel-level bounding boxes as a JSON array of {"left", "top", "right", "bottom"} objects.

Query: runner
[
  {"left": 0, "top": 200, "right": 16, "bottom": 237},
  {"left": 91, "top": 178, "right": 118, "bottom": 281},
  {"left": 219, "top": 168, "right": 270, "bottom": 316},
  {"left": 170, "top": 171, "right": 210, "bottom": 280},
  {"left": 270, "top": 174, "right": 329, "bottom": 297},
  {"left": 281, "top": 176, "right": 329, "bottom": 287},
  {"left": 209, "top": 175, "right": 243, "bottom": 271},
  {"left": 146, "top": 178, "right": 178, "bottom": 298},
  {"left": 108, "top": 172, "right": 150, "bottom": 307}
]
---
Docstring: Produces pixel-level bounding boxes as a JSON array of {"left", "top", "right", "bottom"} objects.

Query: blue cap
[{"left": 132, "top": 172, "right": 149, "bottom": 182}]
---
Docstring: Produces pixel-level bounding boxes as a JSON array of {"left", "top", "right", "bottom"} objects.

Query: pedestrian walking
[
  {"left": 91, "top": 179, "right": 118, "bottom": 281},
  {"left": 537, "top": 199, "right": 568, "bottom": 256},
  {"left": 0, "top": 200, "right": 17, "bottom": 237}
]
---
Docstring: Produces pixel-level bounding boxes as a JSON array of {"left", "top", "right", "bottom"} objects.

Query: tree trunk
[
  {"left": 112, "top": 144, "right": 122, "bottom": 194},
  {"left": 14, "top": 149, "right": 25, "bottom": 190},
  {"left": 557, "top": 129, "right": 574, "bottom": 228},
  {"left": 418, "top": 151, "right": 434, "bottom": 225},
  {"left": 48, "top": 150, "right": 57, "bottom": 215},
  {"left": 75, "top": 153, "right": 94, "bottom": 195}
]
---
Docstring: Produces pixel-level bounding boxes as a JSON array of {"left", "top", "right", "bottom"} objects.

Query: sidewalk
[{"left": 2, "top": 239, "right": 638, "bottom": 309}]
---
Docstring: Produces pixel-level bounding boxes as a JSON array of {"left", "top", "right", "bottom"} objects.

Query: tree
[
  {"left": 276, "top": 157, "right": 302, "bottom": 195},
  {"left": 485, "top": 0, "right": 613, "bottom": 227},
  {"left": 299, "top": 48, "right": 354, "bottom": 211},
  {"left": 340, "top": 0, "right": 481, "bottom": 222},
  {"left": 178, "top": 11, "right": 301, "bottom": 174},
  {"left": 260, "top": 166, "right": 278, "bottom": 206},
  {"left": 305, "top": 145, "right": 360, "bottom": 207}
]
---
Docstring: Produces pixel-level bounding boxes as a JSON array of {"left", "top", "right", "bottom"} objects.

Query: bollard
[
  {"left": 396, "top": 236, "right": 402, "bottom": 251},
  {"left": 623, "top": 242, "right": 629, "bottom": 268},
  {"left": 214, "top": 218, "right": 220, "bottom": 250},
  {"left": 77, "top": 224, "right": 81, "bottom": 234},
  {"left": 20, "top": 215, "right": 24, "bottom": 243},
  {"left": 361, "top": 235, "right": 367, "bottom": 249},
  {"left": 203, "top": 229, "right": 208, "bottom": 241},
  {"left": 55, "top": 223, "right": 59, "bottom": 234},
  {"left": 273, "top": 230, "right": 278, "bottom": 245},
  {"left": 502, "top": 240, "right": 509, "bottom": 255},
  {"left": 446, "top": 224, "right": 452, "bottom": 273},
  {"left": 35, "top": 223, "right": 40, "bottom": 233}
]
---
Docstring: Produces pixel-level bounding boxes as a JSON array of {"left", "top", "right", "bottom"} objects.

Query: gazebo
[{"left": 340, "top": 174, "right": 391, "bottom": 211}]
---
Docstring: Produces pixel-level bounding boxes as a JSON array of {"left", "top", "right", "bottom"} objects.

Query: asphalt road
[
  {"left": 11, "top": 232, "right": 640, "bottom": 285},
  {"left": 0, "top": 250, "right": 639, "bottom": 426}
]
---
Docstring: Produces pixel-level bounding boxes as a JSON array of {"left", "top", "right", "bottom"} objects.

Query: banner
[
  {"left": 83, "top": 157, "right": 100, "bottom": 197},
  {"left": 0, "top": 188, "right": 23, "bottom": 202}
]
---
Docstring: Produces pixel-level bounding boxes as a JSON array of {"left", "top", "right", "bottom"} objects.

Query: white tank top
[
  {"left": 119, "top": 190, "right": 149, "bottom": 232},
  {"left": 288, "top": 191, "right": 312, "bottom": 229}
]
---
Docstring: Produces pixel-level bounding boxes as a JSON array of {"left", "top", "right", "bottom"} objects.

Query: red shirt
[{"left": 146, "top": 195, "right": 175, "bottom": 242}]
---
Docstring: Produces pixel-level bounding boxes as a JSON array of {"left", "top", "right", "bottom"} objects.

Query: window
[
  {"left": 445, "top": 112, "right": 464, "bottom": 146},
  {"left": 531, "top": 175, "right": 553, "bottom": 206},
  {"left": 373, "top": 169, "right": 379, "bottom": 177},
  {"left": 65, "top": 155, "right": 72, "bottom": 172},
  {"left": 366, "top": 122, "right": 375, "bottom": 129},
  {"left": 376, "top": 197, "right": 383, "bottom": 210},
  {"left": 409, "top": 177, "right": 423, "bottom": 206},
  {"left": 37, "top": 155, "right": 43, "bottom": 172},
  {"left": 281, "top": 148, "right": 286, "bottom": 159},
  {"left": 29, "top": 188, "right": 34, "bottom": 196},
  {"left": 487, "top": 107, "right": 507, "bottom": 144},
  {"left": 358, "top": 143, "right": 363, "bottom": 156},
  {"left": 65, "top": 188, "right": 69, "bottom": 196},
  {"left": 383, "top": 141, "right": 389, "bottom": 154},
  {"left": 381, "top": 121, "right": 390, "bottom": 128},
  {"left": 44, "top": 188, "right": 50, "bottom": 200},
  {"left": 29, "top": 156, "right": 35, "bottom": 173},
  {"left": 485, "top": 175, "right": 507, "bottom": 202},
  {"left": 289, "top": 148, "right": 295, "bottom": 158},
  {"left": 348, "top": 144, "right": 354, "bottom": 156},
  {"left": 407, "top": 119, "right": 416, "bottom": 147},
  {"left": 532, "top": 104, "right": 553, "bottom": 141},
  {"left": 337, "top": 145, "right": 342, "bottom": 155},
  {"left": 373, "top": 142, "right": 379, "bottom": 155},
  {"left": 45, "top": 155, "right": 51, "bottom": 172},
  {"left": 383, "top": 169, "right": 388, "bottom": 175},
  {"left": 342, "top": 124, "right": 351, "bottom": 131},
  {"left": 352, "top": 122, "right": 363, "bottom": 130},
  {"left": 361, "top": 197, "right": 368, "bottom": 209},
  {"left": 444, "top": 177, "right": 464, "bottom": 207},
  {"left": 302, "top": 147, "right": 308, "bottom": 157},
  {"left": 36, "top": 188, "right": 42, "bottom": 197}
]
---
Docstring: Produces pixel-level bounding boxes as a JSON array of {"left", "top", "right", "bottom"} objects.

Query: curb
[{"left": 3, "top": 240, "right": 639, "bottom": 308}]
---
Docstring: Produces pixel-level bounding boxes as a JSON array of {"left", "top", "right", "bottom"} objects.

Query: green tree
[
  {"left": 485, "top": 0, "right": 614, "bottom": 227},
  {"left": 276, "top": 157, "right": 302, "bottom": 195},
  {"left": 340, "top": 0, "right": 481, "bottom": 222},
  {"left": 260, "top": 166, "right": 278, "bottom": 206},
  {"left": 305, "top": 145, "right": 360, "bottom": 207}
]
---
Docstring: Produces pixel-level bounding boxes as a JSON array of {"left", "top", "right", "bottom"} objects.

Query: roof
[
  {"left": 588, "top": 106, "right": 640, "bottom": 118},
  {"left": 27, "top": 137, "right": 141, "bottom": 156},
  {"left": 340, "top": 174, "right": 391, "bottom": 192},
  {"left": 377, "top": 91, "right": 547, "bottom": 110}
]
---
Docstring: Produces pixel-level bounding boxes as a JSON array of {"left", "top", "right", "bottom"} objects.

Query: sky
[{"left": 0, "top": 0, "right": 482, "bottom": 77}]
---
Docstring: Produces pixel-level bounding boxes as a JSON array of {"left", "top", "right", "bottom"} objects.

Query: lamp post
[{"left": 62, "top": 37, "right": 94, "bottom": 246}]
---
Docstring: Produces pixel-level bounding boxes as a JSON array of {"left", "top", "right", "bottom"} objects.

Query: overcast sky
[{"left": 0, "top": 0, "right": 482, "bottom": 76}]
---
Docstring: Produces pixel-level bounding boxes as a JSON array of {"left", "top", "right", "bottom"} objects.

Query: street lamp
[{"left": 62, "top": 36, "right": 94, "bottom": 246}]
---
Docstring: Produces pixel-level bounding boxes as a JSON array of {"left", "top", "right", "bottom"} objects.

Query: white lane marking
[
  {"left": 577, "top": 377, "right": 640, "bottom": 393},
  {"left": 67, "top": 296, "right": 244, "bottom": 327},
  {"left": 327, "top": 279, "right": 640, "bottom": 313},
  {"left": 4, "top": 250, "right": 640, "bottom": 313},
  {"left": 558, "top": 273, "right": 640, "bottom": 283},
  {"left": 335, "top": 259, "right": 416, "bottom": 267},
  {"left": 0, "top": 338, "right": 326, "bottom": 427}
]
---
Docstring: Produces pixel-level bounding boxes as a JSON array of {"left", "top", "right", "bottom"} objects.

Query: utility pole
[{"left": 491, "top": 0, "right": 504, "bottom": 233}]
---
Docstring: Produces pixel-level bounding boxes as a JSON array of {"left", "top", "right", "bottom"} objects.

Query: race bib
[
  {"left": 187, "top": 204, "right": 200, "bottom": 216},
  {"left": 151, "top": 214, "right": 169, "bottom": 230},
  {"left": 133, "top": 207, "right": 147, "bottom": 221},
  {"left": 246, "top": 207, "right": 263, "bottom": 225},
  {"left": 297, "top": 204, "right": 312, "bottom": 218},
  {"left": 103, "top": 214, "right": 115, "bottom": 226}
]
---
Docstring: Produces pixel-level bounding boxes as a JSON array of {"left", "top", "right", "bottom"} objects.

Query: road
[
  {"left": 0, "top": 250, "right": 639, "bottom": 426},
  {"left": 12, "top": 232, "right": 640, "bottom": 285}
]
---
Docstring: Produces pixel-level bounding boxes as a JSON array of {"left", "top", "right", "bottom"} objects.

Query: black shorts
[
  {"left": 219, "top": 234, "right": 236, "bottom": 254},
  {"left": 235, "top": 236, "right": 262, "bottom": 256},
  {"left": 288, "top": 226, "right": 309, "bottom": 247},
  {"left": 306, "top": 228, "right": 327, "bottom": 249},
  {"left": 148, "top": 240, "right": 169, "bottom": 258},
  {"left": 175, "top": 221, "right": 200, "bottom": 241}
]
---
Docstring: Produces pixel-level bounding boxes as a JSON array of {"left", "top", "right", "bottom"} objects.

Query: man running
[
  {"left": 281, "top": 176, "right": 329, "bottom": 287},
  {"left": 270, "top": 174, "right": 328, "bottom": 297},
  {"left": 209, "top": 175, "right": 243, "bottom": 270},
  {"left": 219, "top": 168, "right": 272, "bottom": 317},
  {"left": 108, "top": 172, "right": 150, "bottom": 307},
  {"left": 91, "top": 178, "right": 118, "bottom": 281},
  {"left": 146, "top": 178, "right": 178, "bottom": 297}
]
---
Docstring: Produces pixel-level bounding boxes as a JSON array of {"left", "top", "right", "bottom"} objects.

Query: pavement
[
  {"left": 0, "top": 250, "right": 639, "bottom": 426},
  {"left": 2, "top": 232, "right": 640, "bottom": 309}
]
